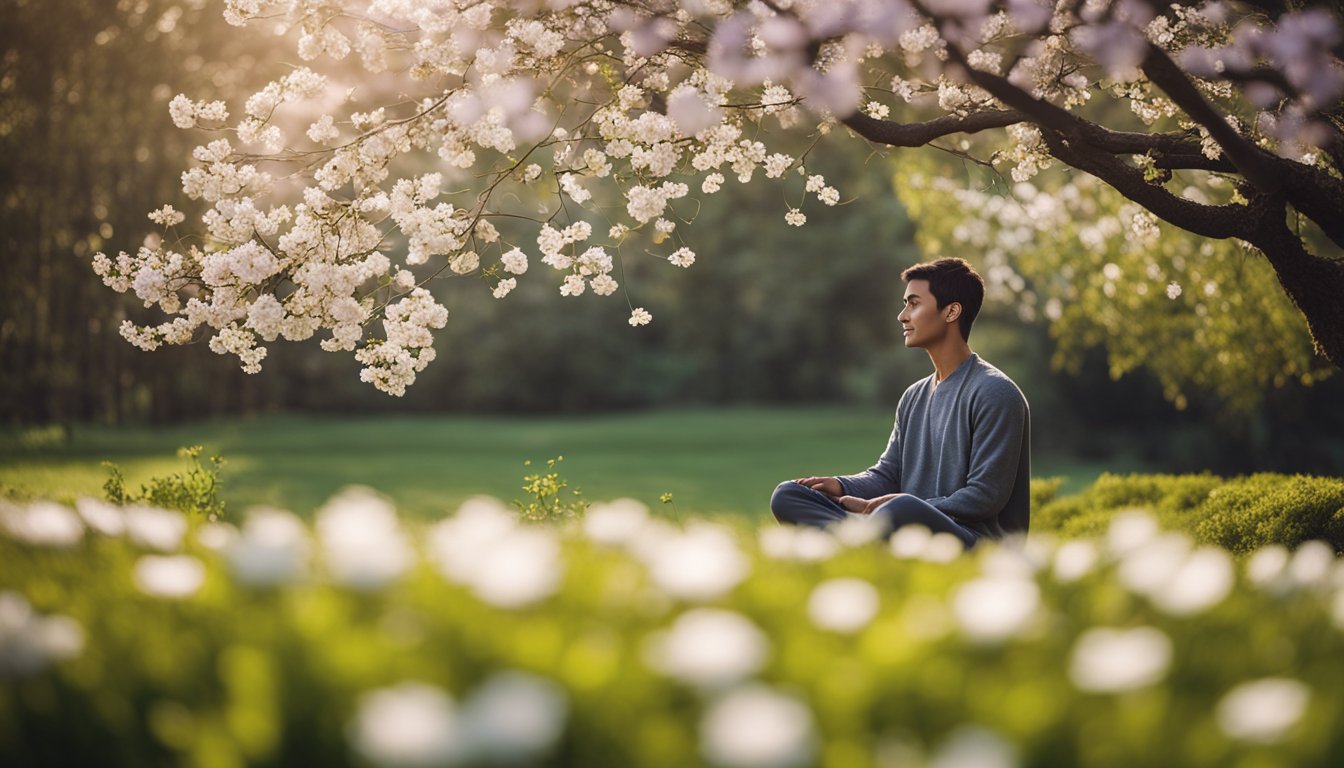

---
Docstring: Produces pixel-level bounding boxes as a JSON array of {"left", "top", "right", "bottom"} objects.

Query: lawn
[{"left": 0, "top": 407, "right": 1146, "bottom": 520}]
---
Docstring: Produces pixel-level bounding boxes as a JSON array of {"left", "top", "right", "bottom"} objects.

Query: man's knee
[
  {"left": 770, "top": 481, "right": 810, "bottom": 524},
  {"left": 873, "top": 493, "right": 926, "bottom": 522}
]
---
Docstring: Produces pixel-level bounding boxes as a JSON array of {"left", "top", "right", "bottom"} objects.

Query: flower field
[{"left": 3, "top": 475, "right": 1344, "bottom": 767}]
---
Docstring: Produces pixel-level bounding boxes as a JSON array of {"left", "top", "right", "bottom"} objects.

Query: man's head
[{"left": 899, "top": 257, "right": 985, "bottom": 346}]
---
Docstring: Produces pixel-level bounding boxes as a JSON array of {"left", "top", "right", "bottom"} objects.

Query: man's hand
[
  {"left": 837, "top": 493, "right": 898, "bottom": 515},
  {"left": 796, "top": 476, "right": 842, "bottom": 497}
]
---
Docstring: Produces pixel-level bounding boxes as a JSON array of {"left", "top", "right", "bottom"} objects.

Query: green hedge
[
  {"left": 1033, "top": 473, "right": 1344, "bottom": 554},
  {"left": 3, "top": 480, "right": 1344, "bottom": 768}
]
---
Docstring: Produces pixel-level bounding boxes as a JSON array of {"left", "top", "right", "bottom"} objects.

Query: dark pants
[{"left": 770, "top": 481, "right": 980, "bottom": 549}]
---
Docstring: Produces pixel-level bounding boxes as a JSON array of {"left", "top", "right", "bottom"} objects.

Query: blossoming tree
[{"left": 93, "top": 0, "right": 1344, "bottom": 395}]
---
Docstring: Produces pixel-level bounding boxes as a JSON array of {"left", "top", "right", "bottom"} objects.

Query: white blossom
[
  {"left": 134, "top": 555, "right": 207, "bottom": 599},
  {"left": 806, "top": 578, "right": 880, "bottom": 634},
  {"left": 1216, "top": 678, "right": 1310, "bottom": 743},
  {"left": 644, "top": 608, "right": 770, "bottom": 688},
  {"left": 1069, "top": 626, "right": 1173, "bottom": 693},
  {"left": 700, "top": 684, "right": 816, "bottom": 768}
]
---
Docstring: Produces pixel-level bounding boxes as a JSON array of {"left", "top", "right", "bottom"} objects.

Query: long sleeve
[
  {"left": 926, "top": 379, "right": 1028, "bottom": 523},
  {"left": 837, "top": 412, "right": 903, "bottom": 499}
]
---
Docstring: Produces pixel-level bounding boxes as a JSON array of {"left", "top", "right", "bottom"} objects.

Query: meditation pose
[{"left": 771, "top": 257, "right": 1030, "bottom": 548}]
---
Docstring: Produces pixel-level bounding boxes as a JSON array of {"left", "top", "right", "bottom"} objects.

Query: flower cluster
[{"left": 93, "top": 0, "right": 1343, "bottom": 394}]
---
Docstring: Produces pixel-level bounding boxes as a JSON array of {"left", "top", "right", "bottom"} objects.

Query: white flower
[
  {"left": 492, "top": 278, "right": 517, "bottom": 298},
  {"left": 125, "top": 505, "right": 188, "bottom": 551},
  {"left": 168, "top": 94, "right": 196, "bottom": 128},
  {"left": 350, "top": 682, "right": 460, "bottom": 767},
  {"left": 889, "top": 524, "right": 933, "bottom": 559},
  {"left": 1052, "top": 540, "right": 1098, "bottom": 583},
  {"left": 1106, "top": 509, "right": 1159, "bottom": 556},
  {"left": 427, "top": 498, "right": 563, "bottom": 608},
  {"left": 458, "top": 672, "right": 569, "bottom": 762},
  {"left": 784, "top": 208, "right": 806, "bottom": 227},
  {"left": 1069, "top": 626, "right": 1172, "bottom": 693},
  {"left": 644, "top": 608, "right": 770, "bottom": 688},
  {"left": 629, "top": 307, "right": 652, "bottom": 326},
  {"left": 1288, "top": 540, "right": 1335, "bottom": 587},
  {"left": 583, "top": 498, "right": 651, "bottom": 546},
  {"left": 758, "top": 525, "right": 839, "bottom": 561},
  {"left": 148, "top": 205, "right": 186, "bottom": 227},
  {"left": 590, "top": 274, "right": 618, "bottom": 296},
  {"left": 807, "top": 578, "right": 880, "bottom": 634},
  {"left": 0, "top": 592, "right": 86, "bottom": 679},
  {"left": 1151, "top": 546, "right": 1234, "bottom": 616},
  {"left": 952, "top": 577, "right": 1040, "bottom": 642},
  {"left": 315, "top": 487, "right": 413, "bottom": 590},
  {"left": 1216, "top": 678, "right": 1310, "bottom": 743},
  {"left": 1166, "top": 281, "right": 1183, "bottom": 299},
  {"left": 700, "top": 684, "right": 816, "bottom": 768},
  {"left": 449, "top": 250, "right": 479, "bottom": 275},
  {"left": 75, "top": 497, "right": 126, "bottom": 536},
  {"left": 134, "top": 555, "right": 207, "bottom": 599},
  {"left": 928, "top": 725, "right": 1018, "bottom": 768},
  {"left": 500, "top": 247, "right": 528, "bottom": 274},
  {"left": 701, "top": 172, "right": 724, "bottom": 194},
  {"left": 225, "top": 507, "right": 311, "bottom": 587},
  {"left": 638, "top": 523, "right": 749, "bottom": 602},
  {"left": 668, "top": 247, "right": 695, "bottom": 268},
  {"left": 0, "top": 501, "right": 84, "bottom": 548}
]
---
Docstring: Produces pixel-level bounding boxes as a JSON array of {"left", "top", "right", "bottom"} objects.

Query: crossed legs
[{"left": 770, "top": 481, "right": 979, "bottom": 549}]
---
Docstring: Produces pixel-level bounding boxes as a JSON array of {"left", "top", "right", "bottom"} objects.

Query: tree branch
[
  {"left": 1139, "top": 42, "right": 1284, "bottom": 192},
  {"left": 841, "top": 109, "right": 1026, "bottom": 146}
]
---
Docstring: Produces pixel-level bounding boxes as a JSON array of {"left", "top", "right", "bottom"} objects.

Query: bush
[
  {"left": 102, "top": 446, "right": 226, "bottom": 522},
  {"left": 1034, "top": 473, "right": 1344, "bottom": 553},
  {"left": 3, "top": 481, "right": 1344, "bottom": 768}
]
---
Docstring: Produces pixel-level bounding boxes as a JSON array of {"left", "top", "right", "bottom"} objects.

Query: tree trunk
[{"left": 1251, "top": 208, "right": 1344, "bottom": 369}]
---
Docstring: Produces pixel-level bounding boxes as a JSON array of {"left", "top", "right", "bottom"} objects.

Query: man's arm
[
  {"left": 926, "top": 381, "right": 1027, "bottom": 522},
  {"left": 836, "top": 412, "right": 903, "bottom": 500}
]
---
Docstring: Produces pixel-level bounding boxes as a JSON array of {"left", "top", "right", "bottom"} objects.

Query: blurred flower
[
  {"left": 1151, "top": 547, "right": 1234, "bottom": 616},
  {"left": 700, "top": 683, "right": 816, "bottom": 768},
  {"left": 134, "top": 555, "right": 206, "bottom": 599},
  {"left": 1106, "top": 509, "right": 1159, "bottom": 557},
  {"left": 1246, "top": 545, "right": 1291, "bottom": 592},
  {"left": 125, "top": 504, "right": 188, "bottom": 551},
  {"left": 226, "top": 507, "right": 311, "bottom": 586},
  {"left": 889, "top": 524, "right": 933, "bottom": 559},
  {"left": 757, "top": 525, "right": 838, "bottom": 562},
  {"left": 0, "top": 591, "right": 85, "bottom": 678},
  {"left": 350, "top": 682, "right": 460, "bottom": 767},
  {"left": 1287, "top": 541, "right": 1335, "bottom": 588},
  {"left": 1052, "top": 540, "right": 1098, "bottom": 583},
  {"left": 458, "top": 671, "right": 568, "bottom": 762},
  {"left": 644, "top": 608, "right": 770, "bottom": 689},
  {"left": 428, "top": 498, "right": 562, "bottom": 608},
  {"left": 928, "top": 725, "right": 1018, "bottom": 768},
  {"left": 75, "top": 497, "right": 126, "bottom": 536},
  {"left": 0, "top": 501, "right": 84, "bottom": 548},
  {"left": 1216, "top": 678, "right": 1310, "bottom": 743},
  {"left": 1117, "top": 532, "right": 1191, "bottom": 596},
  {"left": 316, "top": 487, "right": 413, "bottom": 590},
  {"left": 831, "top": 515, "right": 884, "bottom": 547},
  {"left": 978, "top": 546, "right": 1039, "bottom": 578},
  {"left": 195, "top": 522, "right": 238, "bottom": 552},
  {"left": 952, "top": 578, "right": 1039, "bottom": 642},
  {"left": 583, "top": 499, "right": 652, "bottom": 546},
  {"left": 1068, "top": 626, "right": 1172, "bottom": 693},
  {"left": 807, "top": 578, "right": 880, "bottom": 634},
  {"left": 637, "top": 523, "right": 749, "bottom": 602}
]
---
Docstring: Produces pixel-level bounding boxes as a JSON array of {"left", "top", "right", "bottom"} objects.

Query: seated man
[{"left": 771, "top": 257, "right": 1030, "bottom": 547}]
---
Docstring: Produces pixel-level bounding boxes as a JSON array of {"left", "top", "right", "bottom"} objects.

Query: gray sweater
[{"left": 837, "top": 354, "right": 1030, "bottom": 539}]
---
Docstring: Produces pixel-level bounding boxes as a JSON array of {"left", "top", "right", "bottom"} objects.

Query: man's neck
[{"left": 926, "top": 340, "right": 973, "bottom": 385}]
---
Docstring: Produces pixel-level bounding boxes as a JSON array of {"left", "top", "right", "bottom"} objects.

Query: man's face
[{"left": 898, "top": 279, "right": 954, "bottom": 349}]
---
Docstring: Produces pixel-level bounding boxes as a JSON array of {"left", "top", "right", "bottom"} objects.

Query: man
[{"left": 770, "top": 257, "right": 1030, "bottom": 547}]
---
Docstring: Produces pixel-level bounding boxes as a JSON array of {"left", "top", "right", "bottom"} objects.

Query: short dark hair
[{"left": 901, "top": 257, "right": 985, "bottom": 341}]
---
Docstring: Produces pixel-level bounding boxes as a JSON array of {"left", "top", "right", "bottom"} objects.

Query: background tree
[{"left": 88, "top": 0, "right": 1344, "bottom": 396}]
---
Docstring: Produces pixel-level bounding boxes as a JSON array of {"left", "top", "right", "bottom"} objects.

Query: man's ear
[{"left": 945, "top": 302, "right": 961, "bottom": 324}]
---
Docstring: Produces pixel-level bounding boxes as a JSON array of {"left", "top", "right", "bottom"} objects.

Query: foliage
[
  {"left": 102, "top": 446, "right": 226, "bottom": 522},
  {"left": 894, "top": 152, "right": 1332, "bottom": 414},
  {"left": 85, "top": 1, "right": 1344, "bottom": 398},
  {"left": 1035, "top": 472, "right": 1344, "bottom": 553},
  {"left": 514, "top": 456, "right": 589, "bottom": 523},
  {"left": 3, "top": 480, "right": 1344, "bottom": 767}
]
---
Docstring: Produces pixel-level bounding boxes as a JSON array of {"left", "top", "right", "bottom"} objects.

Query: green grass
[{"left": 0, "top": 408, "right": 1144, "bottom": 519}]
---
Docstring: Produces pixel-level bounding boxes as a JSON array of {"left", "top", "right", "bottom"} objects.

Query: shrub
[
  {"left": 1034, "top": 473, "right": 1344, "bottom": 553},
  {"left": 102, "top": 445, "right": 225, "bottom": 522}
]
